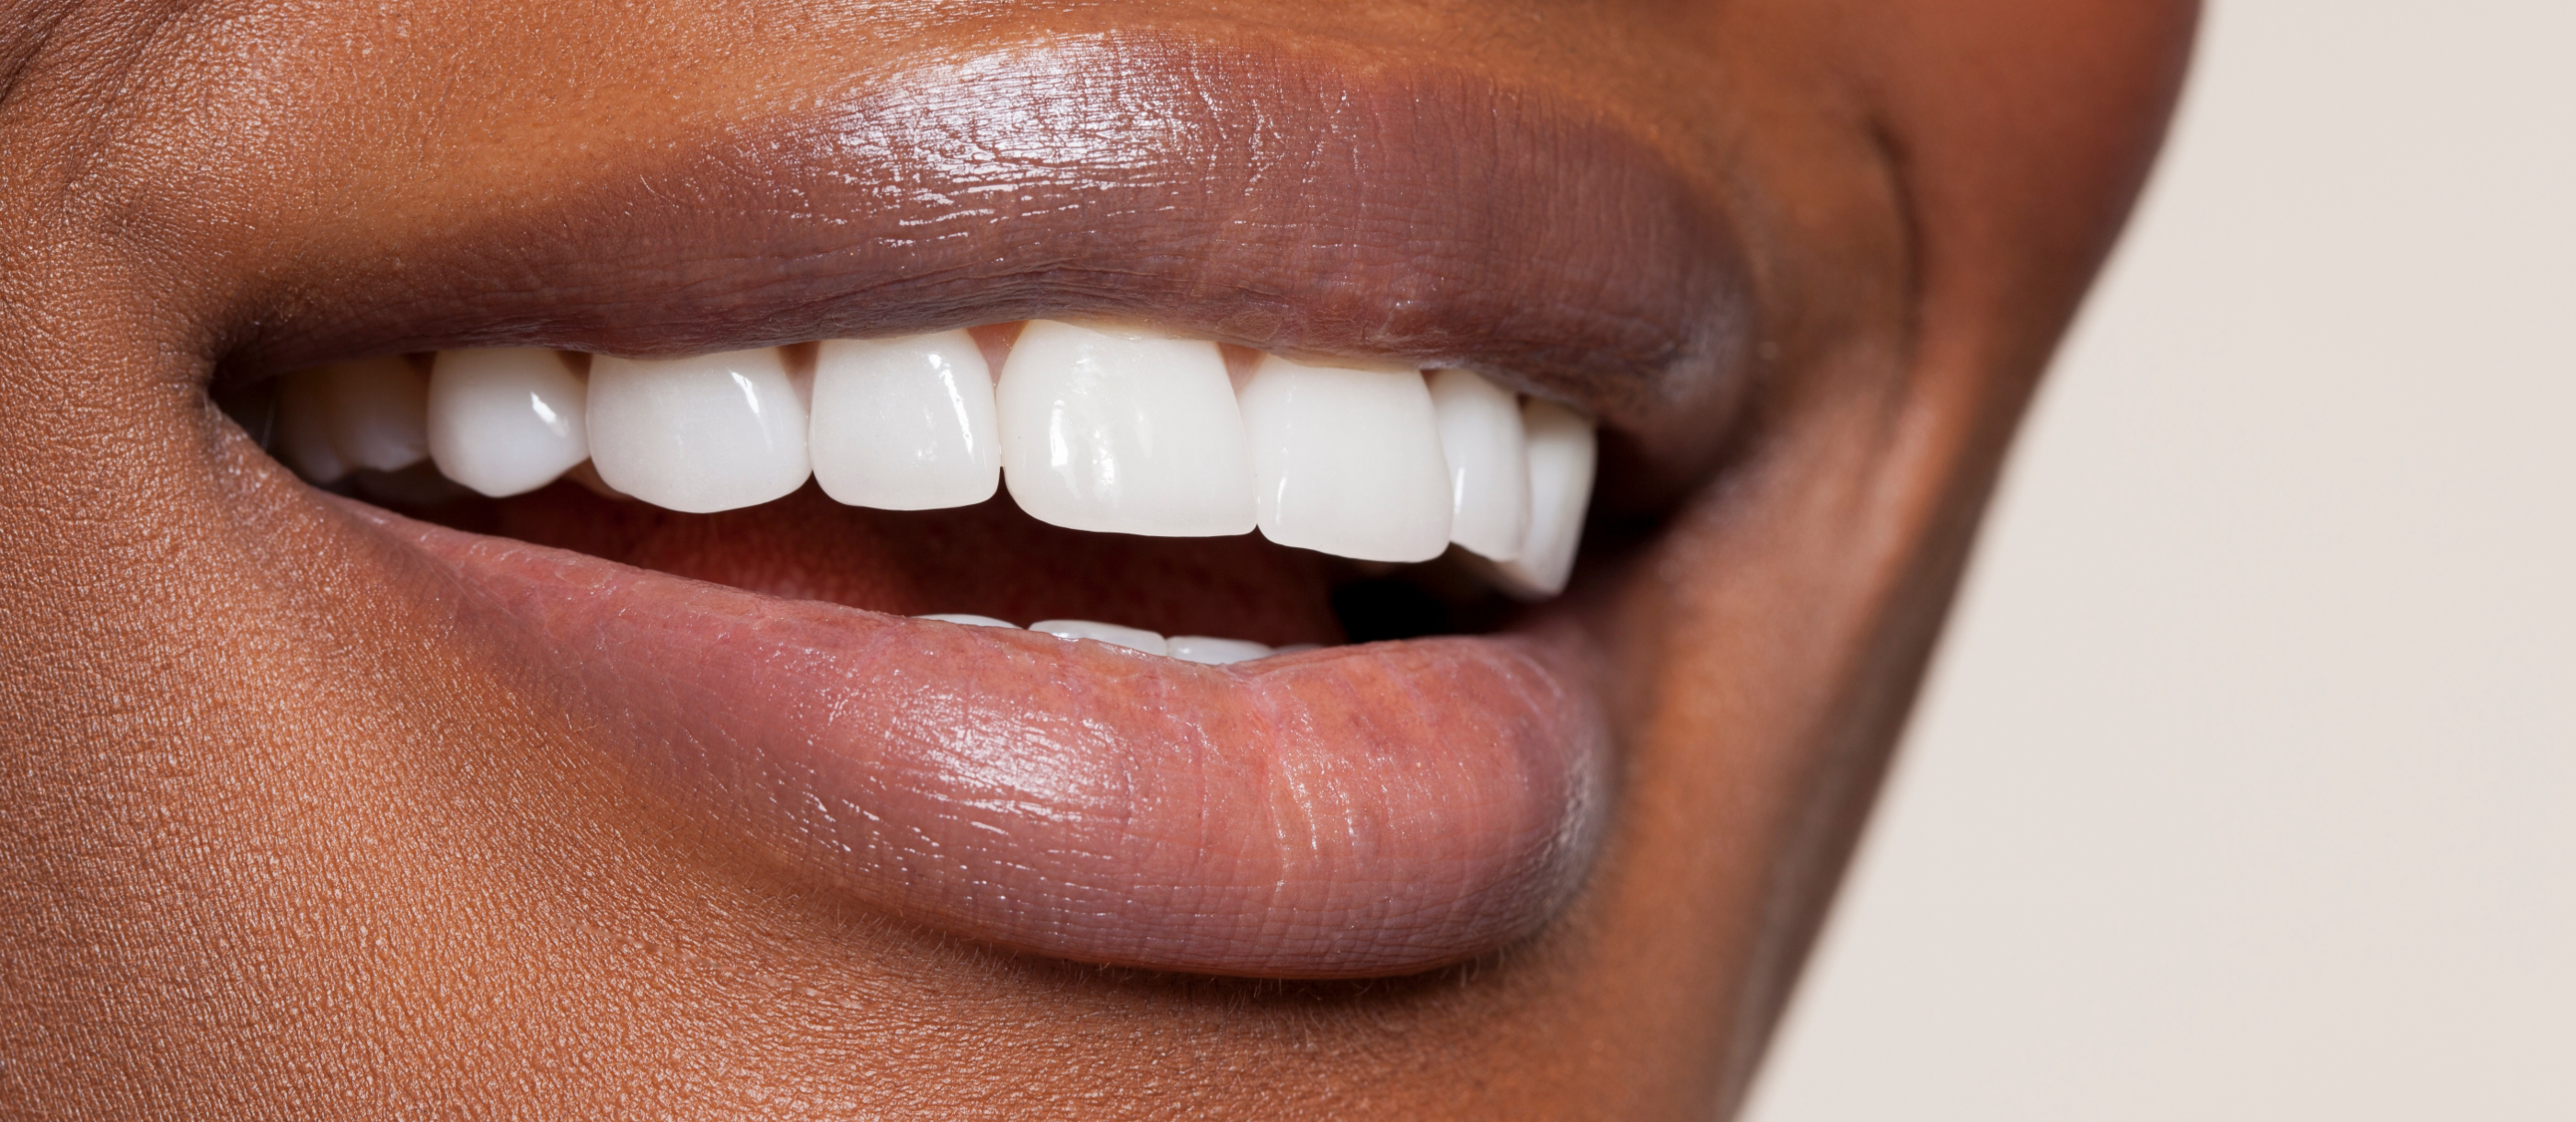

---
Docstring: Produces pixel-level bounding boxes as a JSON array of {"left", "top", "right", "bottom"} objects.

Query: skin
[{"left": 0, "top": 0, "right": 2193, "bottom": 1116}]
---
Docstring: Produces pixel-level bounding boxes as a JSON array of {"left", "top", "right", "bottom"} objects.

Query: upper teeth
[
  {"left": 590, "top": 347, "right": 813, "bottom": 514},
  {"left": 1427, "top": 367, "right": 1532, "bottom": 563},
  {"left": 270, "top": 320, "right": 1598, "bottom": 595},
  {"left": 811, "top": 333, "right": 1002, "bottom": 511},
  {"left": 1489, "top": 399, "right": 1598, "bottom": 601},
  {"left": 278, "top": 356, "right": 431, "bottom": 479},
  {"left": 1239, "top": 351, "right": 1455, "bottom": 563},
  {"left": 424, "top": 348, "right": 591, "bottom": 498},
  {"left": 996, "top": 321, "right": 1257, "bottom": 538}
]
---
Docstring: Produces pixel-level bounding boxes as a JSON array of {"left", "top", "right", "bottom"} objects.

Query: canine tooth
[
  {"left": 274, "top": 369, "right": 349, "bottom": 483},
  {"left": 1237, "top": 355, "right": 1452, "bottom": 563},
  {"left": 1492, "top": 401, "right": 1597, "bottom": 599},
  {"left": 1029, "top": 618, "right": 1169, "bottom": 656},
  {"left": 587, "top": 348, "right": 811, "bottom": 513},
  {"left": 426, "top": 349, "right": 590, "bottom": 498},
  {"left": 1167, "top": 635, "right": 1274, "bottom": 665},
  {"left": 811, "top": 331, "right": 1000, "bottom": 509},
  {"left": 319, "top": 356, "right": 430, "bottom": 472},
  {"left": 1428, "top": 369, "right": 1532, "bottom": 561},
  {"left": 915, "top": 613, "right": 1018, "bottom": 628},
  {"left": 997, "top": 321, "right": 1255, "bottom": 537}
]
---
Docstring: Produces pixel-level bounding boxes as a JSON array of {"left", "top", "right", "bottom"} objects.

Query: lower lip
[{"left": 350, "top": 500, "right": 1614, "bottom": 978}]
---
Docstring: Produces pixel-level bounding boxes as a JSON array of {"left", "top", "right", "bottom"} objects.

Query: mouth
[{"left": 197, "top": 28, "right": 1759, "bottom": 979}]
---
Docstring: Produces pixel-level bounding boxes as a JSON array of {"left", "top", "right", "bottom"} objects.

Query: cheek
[{"left": 1851, "top": 0, "right": 2198, "bottom": 312}]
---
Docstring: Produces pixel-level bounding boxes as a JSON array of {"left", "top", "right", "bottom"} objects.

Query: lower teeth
[{"left": 916, "top": 614, "right": 1307, "bottom": 665}]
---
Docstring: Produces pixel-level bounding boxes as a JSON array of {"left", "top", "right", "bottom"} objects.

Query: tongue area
[{"left": 421, "top": 480, "right": 1348, "bottom": 646}]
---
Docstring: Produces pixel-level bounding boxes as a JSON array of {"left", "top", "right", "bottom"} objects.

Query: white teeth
[
  {"left": 996, "top": 321, "right": 1256, "bottom": 537},
  {"left": 1028, "top": 618, "right": 1170, "bottom": 656},
  {"left": 1167, "top": 635, "right": 1275, "bottom": 665},
  {"left": 426, "top": 349, "right": 590, "bottom": 498},
  {"left": 1491, "top": 400, "right": 1598, "bottom": 600},
  {"left": 1427, "top": 368, "right": 1532, "bottom": 562},
  {"left": 1236, "top": 354, "right": 1455, "bottom": 563},
  {"left": 319, "top": 356, "right": 431, "bottom": 473},
  {"left": 921, "top": 614, "right": 1283, "bottom": 661},
  {"left": 587, "top": 348, "right": 811, "bottom": 513},
  {"left": 366, "top": 324, "right": 1601, "bottom": 605},
  {"left": 915, "top": 613, "right": 1018, "bottom": 628},
  {"left": 273, "top": 369, "right": 350, "bottom": 483},
  {"left": 811, "top": 331, "right": 1000, "bottom": 509}
]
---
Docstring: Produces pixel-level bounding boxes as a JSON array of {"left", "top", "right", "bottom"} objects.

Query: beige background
[{"left": 1742, "top": 1, "right": 2574, "bottom": 1117}]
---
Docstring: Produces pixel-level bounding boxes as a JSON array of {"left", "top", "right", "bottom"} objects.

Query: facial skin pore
[{"left": 1, "top": 0, "right": 2193, "bottom": 1116}]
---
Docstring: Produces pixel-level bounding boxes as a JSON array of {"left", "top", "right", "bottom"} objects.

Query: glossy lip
[
  {"left": 203, "top": 29, "right": 1761, "bottom": 978},
  {"left": 209, "top": 29, "right": 1756, "bottom": 500},
  {"left": 357, "top": 500, "right": 1612, "bottom": 978}
]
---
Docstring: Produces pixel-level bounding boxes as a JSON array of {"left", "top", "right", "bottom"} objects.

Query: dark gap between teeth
[{"left": 274, "top": 468, "right": 1531, "bottom": 650}]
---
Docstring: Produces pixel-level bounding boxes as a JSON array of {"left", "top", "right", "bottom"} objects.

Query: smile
[
  {"left": 3, "top": 0, "right": 2201, "bottom": 1104},
  {"left": 269, "top": 319, "right": 1599, "bottom": 628},
  {"left": 187, "top": 28, "right": 1759, "bottom": 979}
]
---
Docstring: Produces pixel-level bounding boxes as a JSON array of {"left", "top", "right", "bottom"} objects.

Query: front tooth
[
  {"left": 1491, "top": 400, "right": 1597, "bottom": 599},
  {"left": 587, "top": 348, "right": 811, "bottom": 513},
  {"left": 273, "top": 369, "right": 349, "bottom": 483},
  {"left": 810, "top": 331, "right": 999, "bottom": 509},
  {"left": 1167, "top": 635, "right": 1274, "bottom": 665},
  {"left": 426, "top": 349, "right": 590, "bottom": 498},
  {"left": 1237, "top": 354, "right": 1453, "bottom": 563},
  {"left": 996, "top": 321, "right": 1255, "bottom": 536},
  {"left": 1028, "top": 618, "right": 1169, "bottom": 656},
  {"left": 319, "top": 356, "right": 430, "bottom": 472},
  {"left": 1428, "top": 369, "right": 1532, "bottom": 562}
]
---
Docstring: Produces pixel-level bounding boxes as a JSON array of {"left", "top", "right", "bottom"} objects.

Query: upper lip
[
  {"left": 168, "top": 28, "right": 1765, "bottom": 979},
  {"left": 207, "top": 29, "right": 1756, "bottom": 499}
]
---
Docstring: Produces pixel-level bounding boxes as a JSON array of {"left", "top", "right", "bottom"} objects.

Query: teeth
[
  {"left": 915, "top": 613, "right": 1018, "bottom": 628},
  {"left": 1237, "top": 355, "right": 1455, "bottom": 563},
  {"left": 1167, "top": 635, "right": 1274, "bottom": 665},
  {"left": 1028, "top": 618, "right": 1171, "bottom": 656},
  {"left": 319, "top": 356, "right": 431, "bottom": 473},
  {"left": 273, "top": 369, "right": 351, "bottom": 483},
  {"left": 922, "top": 614, "right": 1286, "bottom": 663},
  {"left": 303, "top": 323, "right": 1603, "bottom": 607},
  {"left": 1490, "top": 400, "right": 1598, "bottom": 600},
  {"left": 587, "top": 348, "right": 811, "bottom": 513},
  {"left": 996, "top": 321, "right": 1256, "bottom": 537},
  {"left": 426, "top": 349, "right": 590, "bottom": 498},
  {"left": 1427, "top": 369, "right": 1532, "bottom": 562},
  {"left": 811, "top": 331, "right": 1001, "bottom": 509}
]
